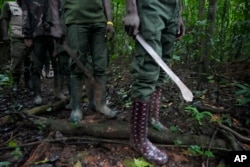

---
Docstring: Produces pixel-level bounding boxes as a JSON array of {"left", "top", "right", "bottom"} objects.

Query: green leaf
[
  {"left": 204, "top": 151, "right": 215, "bottom": 158},
  {"left": 134, "top": 158, "right": 153, "bottom": 167},
  {"left": 0, "top": 161, "right": 11, "bottom": 167},
  {"left": 8, "top": 140, "right": 17, "bottom": 147},
  {"left": 170, "top": 125, "right": 178, "bottom": 132},
  {"left": 174, "top": 139, "right": 182, "bottom": 145},
  {"left": 46, "top": 107, "right": 52, "bottom": 112},
  {"left": 123, "top": 159, "right": 136, "bottom": 167}
]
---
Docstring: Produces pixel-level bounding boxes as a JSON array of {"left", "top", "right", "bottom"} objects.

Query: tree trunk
[
  {"left": 198, "top": 0, "right": 218, "bottom": 84},
  {"left": 46, "top": 118, "right": 228, "bottom": 149}
]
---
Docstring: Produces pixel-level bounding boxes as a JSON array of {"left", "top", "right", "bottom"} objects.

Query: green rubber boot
[
  {"left": 68, "top": 77, "right": 83, "bottom": 123},
  {"left": 84, "top": 79, "right": 96, "bottom": 114}
]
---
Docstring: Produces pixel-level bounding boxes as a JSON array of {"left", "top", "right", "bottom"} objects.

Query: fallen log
[
  {"left": 0, "top": 98, "right": 69, "bottom": 126},
  {"left": 44, "top": 118, "right": 228, "bottom": 150},
  {"left": 0, "top": 98, "right": 236, "bottom": 151}
]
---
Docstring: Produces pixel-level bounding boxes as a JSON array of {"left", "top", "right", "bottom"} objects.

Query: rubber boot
[
  {"left": 12, "top": 72, "right": 21, "bottom": 92},
  {"left": 94, "top": 77, "right": 117, "bottom": 118},
  {"left": 131, "top": 100, "right": 168, "bottom": 165},
  {"left": 54, "top": 72, "right": 66, "bottom": 100},
  {"left": 68, "top": 77, "right": 83, "bottom": 122},
  {"left": 32, "top": 74, "right": 42, "bottom": 105},
  {"left": 84, "top": 79, "right": 96, "bottom": 114},
  {"left": 148, "top": 87, "right": 168, "bottom": 132}
]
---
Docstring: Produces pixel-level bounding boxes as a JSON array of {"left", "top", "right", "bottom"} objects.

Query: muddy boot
[
  {"left": 84, "top": 79, "right": 96, "bottom": 114},
  {"left": 32, "top": 74, "right": 42, "bottom": 105},
  {"left": 148, "top": 87, "right": 168, "bottom": 132},
  {"left": 54, "top": 73, "right": 66, "bottom": 100},
  {"left": 130, "top": 100, "right": 168, "bottom": 165},
  {"left": 94, "top": 77, "right": 117, "bottom": 118},
  {"left": 12, "top": 72, "right": 21, "bottom": 92},
  {"left": 68, "top": 77, "right": 83, "bottom": 122}
]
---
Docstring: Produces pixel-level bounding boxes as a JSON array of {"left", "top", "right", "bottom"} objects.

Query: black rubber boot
[
  {"left": 148, "top": 87, "right": 168, "bottom": 132},
  {"left": 130, "top": 100, "right": 168, "bottom": 165}
]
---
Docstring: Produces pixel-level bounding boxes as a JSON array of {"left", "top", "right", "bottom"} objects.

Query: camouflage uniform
[
  {"left": 0, "top": 1, "right": 31, "bottom": 91},
  {"left": 21, "top": 0, "right": 64, "bottom": 105}
]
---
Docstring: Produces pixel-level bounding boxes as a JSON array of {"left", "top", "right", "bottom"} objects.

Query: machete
[
  {"left": 136, "top": 34, "right": 193, "bottom": 102},
  {"left": 61, "top": 41, "right": 95, "bottom": 83}
]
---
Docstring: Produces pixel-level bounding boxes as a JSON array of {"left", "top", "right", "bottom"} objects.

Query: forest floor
[{"left": 0, "top": 57, "right": 250, "bottom": 167}]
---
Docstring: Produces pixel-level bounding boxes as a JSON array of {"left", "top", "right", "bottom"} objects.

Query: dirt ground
[{"left": 0, "top": 59, "right": 249, "bottom": 167}]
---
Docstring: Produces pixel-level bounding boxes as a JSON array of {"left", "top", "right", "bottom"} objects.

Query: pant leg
[
  {"left": 31, "top": 36, "right": 47, "bottom": 95},
  {"left": 157, "top": 0, "right": 180, "bottom": 87},
  {"left": 67, "top": 24, "right": 91, "bottom": 79},
  {"left": 131, "top": 0, "right": 180, "bottom": 100},
  {"left": 10, "top": 39, "right": 27, "bottom": 80},
  {"left": 90, "top": 23, "right": 108, "bottom": 79},
  {"left": 131, "top": 0, "right": 165, "bottom": 101}
]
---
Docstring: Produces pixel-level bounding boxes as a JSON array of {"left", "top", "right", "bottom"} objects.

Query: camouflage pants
[{"left": 131, "top": 0, "right": 180, "bottom": 101}]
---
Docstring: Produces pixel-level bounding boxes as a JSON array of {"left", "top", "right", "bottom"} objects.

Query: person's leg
[
  {"left": 10, "top": 39, "right": 26, "bottom": 92},
  {"left": 58, "top": 51, "right": 71, "bottom": 102},
  {"left": 67, "top": 24, "right": 89, "bottom": 122},
  {"left": 153, "top": 0, "right": 180, "bottom": 132},
  {"left": 44, "top": 53, "right": 51, "bottom": 78},
  {"left": 48, "top": 38, "right": 66, "bottom": 100},
  {"left": 23, "top": 46, "right": 32, "bottom": 90},
  {"left": 89, "top": 23, "right": 117, "bottom": 118},
  {"left": 129, "top": 0, "right": 172, "bottom": 164},
  {"left": 31, "top": 37, "right": 47, "bottom": 105}
]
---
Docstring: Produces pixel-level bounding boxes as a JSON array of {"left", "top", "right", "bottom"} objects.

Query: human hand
[
  {"left": 24, "top": 38, "right": 33, "bottom": 47},
  {"left": 123, "top": 13, "right": 140, "bottom": 37},
  {"left": 176, "top": 17, "right": 185, "bottom": 39},
  {"left": 106, "top": 22, "right": 115, "bottom": 41}
]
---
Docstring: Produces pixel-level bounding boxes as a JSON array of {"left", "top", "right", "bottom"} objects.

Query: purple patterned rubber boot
[
  {"left": 149, "top": 88, "right": 168, "bottom": 132},
  {"left": 130, "top": 100, "right": 168, "bottom": 165}
]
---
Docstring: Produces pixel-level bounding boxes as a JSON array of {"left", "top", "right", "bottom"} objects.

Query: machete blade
[{"left": 136, "top": 34, "right": 193, "bottom": 102}]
